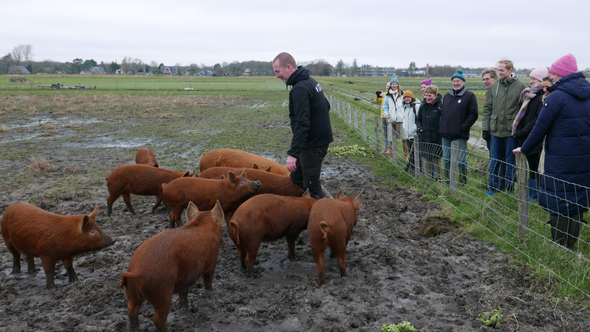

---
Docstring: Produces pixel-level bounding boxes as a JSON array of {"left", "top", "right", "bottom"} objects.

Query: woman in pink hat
[{"left": 514, "top": 54, "right": 590, "bottom": 250}]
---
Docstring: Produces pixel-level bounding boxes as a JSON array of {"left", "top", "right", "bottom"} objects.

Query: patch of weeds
[
  {"left": 416, "top": 215, "right": 461, "bottom": 238},
  {"left": 25, "top": 156, "right": 56, "bottom": 174}
]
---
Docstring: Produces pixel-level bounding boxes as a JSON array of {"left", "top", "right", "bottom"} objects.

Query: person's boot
[
  {"left": 566, "top": 214, "right": 583, "bottom": 250},
  {"left": 549, "top": 215, "right": 569, "bottom": 247},
  {"left": 459, "top": 169, "right": 467, "bottom": 186},
  {"left": 528, "top": 178, "right": 538, "bottom": 203}
]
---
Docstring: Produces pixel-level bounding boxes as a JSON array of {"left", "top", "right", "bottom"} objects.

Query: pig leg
[
  {"left": 286, "top": 234, "right": 298, "bottom": 259},
  {"left": 107, "top": 193, "right": 120, "bottom": 216},
  {"left": 237, "top": 247, "right": 247, "bottom": 270},
  {"left": 312, "top": 248, "right": 326, "bottom": 285},
  {"left": 62, "top": 257, "right": 79, "bottom": 283},
  {"left": 127, "top": 299, "right": 143, "bottom": 332},
  {"left": 335, "top": 249, "right": 348, "bottom": 277},
  {"left": 26, "top": 255, "right": 36, "bottom": 274},
  {"left": 202, "top": 270, "right": 215, "bottom": 290},
  {"left": 152, "top": 196, "right": 163, "bottom": 213},
  {"left": 122, "top": 193, "right": 136, "bottom": 215},
  {"left": 41, "top": 258, "right": 57, "bottom": 289},
  {"left": 169, "top": 207, "right": 183, "bottom": 228},
  {"left": 153, "top": 296, "right": 173, "bottom": 332},
  {"left": 178, "top": 291, "right": 189, "bottom": 309},
  {"left": 6, "top": 244, "right": 21, "bottom": 273}
]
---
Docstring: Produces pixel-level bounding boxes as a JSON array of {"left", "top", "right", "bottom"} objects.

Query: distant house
[
  {"left": 160, "top": 66, "right": 177, "bottom": 75},
  {"left": 8, "top": 66, "right": 31, "bottom": 75},
  {"left": 90, "top": 66, "right": 107, "bottom": 75},
  {"left": 196, "top": 70, "right": 213, "bottom": 76},
  {"left": 242, "top": 68, "right": 252, "bottom": 76},
  {"left": 222, "top": 70, "right": 231, "bottom": 76}
]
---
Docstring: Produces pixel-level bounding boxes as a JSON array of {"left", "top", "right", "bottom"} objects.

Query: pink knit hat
[
  {"left": 420, "top": 78, "right": 432, "bottom": 86},
  {"left": 529, "top": 67, "right": 548, "bottom": 81},
  {"left": 550, "top": 53, "right": 578, "bottom": 77}
]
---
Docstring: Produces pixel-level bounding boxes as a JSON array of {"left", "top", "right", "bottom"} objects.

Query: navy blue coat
[{"left": 521, "top": 72, "right": 590, "bottom": 216}]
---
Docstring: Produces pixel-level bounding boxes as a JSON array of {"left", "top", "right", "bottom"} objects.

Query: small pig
[
  {"left": 308, "top": 188, "right": 363, "bottom": 285},
  {"left": 228, "top": 190, "right": 316, "bottom": 277},
  {"left": 121, "top": 201, "right": 224, "bottom": 332},
  {"left": 199, "top": 148, "right": 289, "bottom": 176},
  {"left": 106, "top": 164, "right": 195, "bottom": 216},
  {"left": 161, "top": 170, "right": 261, "bottom": 228},
  {"left": 1, "top": 202, "right": 115, "bottom": 289},
  {"left": 198, "top": 167, "right": 304, "bottom": 197},
  {"left": 135, "top": 147, "right": 159, "bottom": 167}
]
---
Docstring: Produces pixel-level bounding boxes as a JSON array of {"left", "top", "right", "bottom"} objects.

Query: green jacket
[{"left": 482, "top": 75, "right": 528, "bottom": 137}]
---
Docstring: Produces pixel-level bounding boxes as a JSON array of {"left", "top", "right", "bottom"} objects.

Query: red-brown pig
[
  {"left": 161, "top": 170, "right": 261, "bottom": 228},
  {"left": 228, "top": 190, "right": 316, "bottom": 277},
  {"left": 198, "top": 167, "right": 304, "bottom": 197},
  {"left": 135, "top": 147, "right": 159, "bottom": 167},
  {"left": 1, "top": 202, "right": 115, "bottom": 289},
  {"left": 106, "top": 164, "right": 195, "bottom": 216},
  {"left": 199, "top": 149, "right": 289, "bottom": 176},
  {"left": 121, "top": 201, "right": 224, "bottom": 332},
  {"left": 308, "top": 188, "right": 363, "bottom": 285}
]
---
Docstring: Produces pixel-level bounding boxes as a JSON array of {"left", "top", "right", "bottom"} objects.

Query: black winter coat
[
  {"left": 439, "top": 87, "right": 478, "bottom": 139},
  {"left": 416, "top": 94, "right": 443, "bottom": 158},
  {"left": 515, "top": 91, "right": 543, "bottom": 154},
  {"left": 286, "top": 67, "right": 333, "bottom": 157}
]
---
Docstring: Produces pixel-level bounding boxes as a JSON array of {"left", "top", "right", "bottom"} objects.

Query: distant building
[
  {"left": 242, "top": 68, "right": 252, "bottom": 76},
  {"left": 222, "top": 70, "right": 231, "bottom": 76},
  {"left": 160, "top": 66, "right": 177, "bottom": 75},
  {"left": 196, "top": 70, "right": 213, "bottom": 76},
  {"left": 8, "top": 66, "right": 30, "bottom": 75},
  {"left": 90, "top": 66, "right": 107, "bottom": 75},
  {"left": 358, "top": 66, "right": 396, "bottom": 77}
]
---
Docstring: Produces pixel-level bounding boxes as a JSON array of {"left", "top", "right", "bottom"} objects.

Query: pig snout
[
  {"left": 251, "top": 180, "right": 262, "bottom": 191},
  {"left": 101, "top": 234, "right": 116, "bottom": 247}
]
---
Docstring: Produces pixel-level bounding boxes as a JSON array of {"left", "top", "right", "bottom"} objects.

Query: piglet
[
  {"left": 1, "top": 202, "right": 115, "bottom": 288},
  {"left": 121, "top": 201, "right": 224, "bottom": 332},
  {"left": 308, "top": 188, "right": 363, "bottom": 285},
  {"left": 228, "top": 190, "right": 316, "bottom": 277},
  {"left": 106, "top": 164, "right": 195, "bottom": 216},
  {"left": 161, "top": 170, "right": 261, "bottom": 228},
  {"left": 199, "top": 148, "right": 289, "bottom": 176},
  {"left": 135, "top": 147, "right": 159, "bottom": 167}
]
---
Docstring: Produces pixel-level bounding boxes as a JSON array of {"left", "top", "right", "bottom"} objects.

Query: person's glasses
[{"left": 483, "top": 78, "right": 492, "bottom": 81}]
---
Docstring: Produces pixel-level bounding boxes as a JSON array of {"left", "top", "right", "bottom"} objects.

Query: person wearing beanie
[
  {"left": 482, "top": 59, "right": 527, "bottom": 195},
  {"left": 416, "top": 85, "right": 443, "bottom": 181},
  {"left": 376, "top": 82, "right": 391, "bottom": 154},
  {"left": 511, "top": 67, "right": 548, "bottom": 203},
  {"left": 439, "top": 70, "right": 478, "bottom": 186},
  {"left": 383, "top": 74, "right": 408, "bottom": 158},
  {"left": 514, "top": 53, "right": 590, "bottom": 250},
  {"left": 420, "top": 78, "right": 432, "bottom": 97},
  {"left": 401, "top": 90, "right": 421, "bottom": 173}
]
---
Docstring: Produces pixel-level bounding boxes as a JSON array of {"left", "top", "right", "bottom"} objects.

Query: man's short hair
[
  {"left": 273, "top": 52, "right": 296, "bottom": 68},
  {"left": 498, "top": 59, "right": 514, "bottom": 71},
  {"left": 481, "top": 68, "right": 498, "bottom": 79},
  {"left": 424, "top": 85, "right": 438, "bottom": 95}
]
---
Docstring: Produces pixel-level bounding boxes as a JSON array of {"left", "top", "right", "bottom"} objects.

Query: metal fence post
[
  {"left": 374, "top": 115, "right": 380, "bottom": 152},
  {"left": 414, "top": 135, "right": 421, "bottom": 179},
  {"left": 449, "top": 141, "right": 458, "bottom": 193},
  {"left": 354, "top": 106, "right": 358, "bottom": 129},
  {"left": 517, "top": 153, "right": 529, "bottom": 237}
]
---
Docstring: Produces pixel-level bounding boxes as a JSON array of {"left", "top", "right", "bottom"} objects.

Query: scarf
[{"left": 512, "top": 83, "right": 541, "bottom": 135}]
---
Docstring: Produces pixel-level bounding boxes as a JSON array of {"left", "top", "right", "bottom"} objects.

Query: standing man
[
  {"left": 272, "top": 52, "right": 333, "bottom": 199},
  {"left": 481, "top": 69, "right": 498, "bottom": 150},
  {"left": 482, "top": 59, "right": 527, "bottom": 195},
  {"left": 514, "top": 53, "right": 590, "bottom": 249}
]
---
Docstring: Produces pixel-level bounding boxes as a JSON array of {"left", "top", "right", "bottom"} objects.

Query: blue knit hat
[
  {"left": 390, "top": 74, "right": 399, "bottom": 84},
  {"left": 451, "top": 70, "right": 466, "bottom": 82}
]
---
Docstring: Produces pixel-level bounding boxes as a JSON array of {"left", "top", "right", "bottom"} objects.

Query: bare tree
[{"left": 11, "top": 44, "right": 34, "bottom": 65}]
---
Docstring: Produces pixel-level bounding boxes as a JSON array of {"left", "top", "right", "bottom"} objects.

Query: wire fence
[{"left": 327, "top": 93, "right": 590, "bottom": 297}]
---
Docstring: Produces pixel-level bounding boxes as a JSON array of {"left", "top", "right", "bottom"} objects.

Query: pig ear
[
  {"left": 353, "top": 190, "right": 363, "bottom": 209},
  {"left": 79, "top": 215, "right": 90, "bottom": 232},
  {"left": 189, "top": 169, "right": 196, "bottom": 177},
  {"left": 182, "top": 171, "right": 190, "bottom": 177},
  {"left": 186, "top": 201, "right": 199, "bottom": 221},
  {"left": 227, "top": 171, "right": 237, "bottom": 183},
  {"left": 302, "top": 189, "right": 311, "bottom": 198},
  {"left": 264, "top": 166, "right": 271, "bottom": 172},
  {"left": 336, "top": 187, "right": 345, "bottom": 199},
  {"left": 253, "top": 164, "right": 259, "bottom": 169},
  {"left": 235, "top": 168, "right": 246, "bottom": 177},
  {"left": 89, "top": 206, "right": 99, "bottom": 218},
  {"left": 211, "top": 200, "right": 225, "bottom": 224}
]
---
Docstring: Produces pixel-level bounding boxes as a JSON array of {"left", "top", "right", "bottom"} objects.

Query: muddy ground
[{"left": 0, "top": 98, "right": 588, "bottom": 332}]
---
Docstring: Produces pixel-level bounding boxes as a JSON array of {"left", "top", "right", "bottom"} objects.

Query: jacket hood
[
  {"left": 286, "top": 66, "right": 310, "bottom": 86},
  {"left": 499, "top": 74, "right": 518, "bottom": 85},
  {"left": 549, "top": 72, "right": 590, "bottom": 100}
]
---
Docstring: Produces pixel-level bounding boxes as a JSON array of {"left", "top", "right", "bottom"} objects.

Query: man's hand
[
  {"left": 482, "top": 130, "right": 491, "bottom": 142},
  {"left": 286, "top": 155, "right": 297, "bottom": 173}
]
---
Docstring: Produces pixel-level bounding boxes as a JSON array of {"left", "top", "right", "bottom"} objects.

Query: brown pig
[
  {"left": 198, "top": 167, "right": 304, "bottom": 197},
  {"left": 121, "top": 201, "right": 225, "bottom": 332},
  {"left": 308, "top": 188, "right": 363, "bottom": 285},
  {"left": 199, "top": 148, "right": 289, "bottom": 176},
  {"left": 161, "top": 170, "right": 261, "bottom": 228},
  {"left": 106, "top": 164, "right": 195, "bottom": 216},
  {"left": 228, "top": 190, "right": 316, "bottom": 277},
  {"left": 1, "top": 202, "right": 115, "bottom": 289},
  {"left": 135, "top": 147, "right": 159, "bottom": 167}
]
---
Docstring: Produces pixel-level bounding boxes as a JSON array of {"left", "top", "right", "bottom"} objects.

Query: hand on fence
[{"left": 512, "top": 147, "right": 522, "bottom": 154}]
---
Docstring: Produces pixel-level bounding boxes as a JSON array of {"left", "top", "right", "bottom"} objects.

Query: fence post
[
  {"left": 354, "top": 106, "right": 358, "bottom": 129},
  {"left": 362, "top": 110, "right": 366, "bottom": 141},
  {"left": 374, "top": 115, "right": 380, "bottom": 151},
  {"left": 347, "top": 101, "right": 352, "bottom": 125},
  {"left": 387, "top": 122, "right": 397, "bottom": 162},
  {"left": 517, "top": 153, "right": 529, "bottom": 237},
  {"left": 414, "top": 135, "right": 421, "bottom": 179},
  {"left": 449, "top": 141, "right": 458, "bottom": 193}
]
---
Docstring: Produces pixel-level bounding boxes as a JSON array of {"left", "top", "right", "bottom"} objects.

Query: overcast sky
[{"left": 3, "top": 0, "right": 590, "bottom": 70}]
